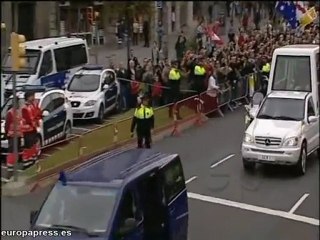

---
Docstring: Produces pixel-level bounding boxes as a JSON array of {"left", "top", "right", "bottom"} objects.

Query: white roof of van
[
  {"left": 268, "top": 91, "right": 309, "bottom": 100},
  {"left": 23, "top": 37, "right": 85, "bottom": 51},
  {"left": 275, "top": 44, "right": 319, "bottom": 55}
]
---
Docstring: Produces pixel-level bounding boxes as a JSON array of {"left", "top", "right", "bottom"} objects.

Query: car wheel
[
  {"left": 295, "top": 142, "right": 307, "bottom": 176},
  {"left": 243, "top": 158, "right": 255, "bottom": 171},
  {"left": 96, "top": 105, "right": 105, "bottom": 124},
  {"left": 35, "top": 134, "right": 42, "bottom": 157},
  {"left": 64, "top": 121, "right": 72, "bottom": 139}
]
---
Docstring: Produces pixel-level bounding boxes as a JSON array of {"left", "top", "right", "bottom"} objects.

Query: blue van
[{"left": 29, "top": 149, "right": 189, "bottom": 240}]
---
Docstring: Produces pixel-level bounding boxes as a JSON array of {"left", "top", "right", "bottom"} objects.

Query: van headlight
[
  {"left": 283, "top": 137, "right": 299, "bottom": 147},
  {"left": 244, "top": 134, "right": 254, "bottom": 143},
  {"left": 84, "top": 100, "right": 97, "bottom": 106}
]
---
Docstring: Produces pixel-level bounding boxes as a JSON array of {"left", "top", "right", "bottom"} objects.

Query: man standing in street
[
  {"left": 2, "top": 97, "right": 23, "bottom": 182},
  {"left": 130, "top": 95, "right": 154, "bottom": 149},
  {"left": 21, "top": 91, "right": 38, "bottom": 169}
]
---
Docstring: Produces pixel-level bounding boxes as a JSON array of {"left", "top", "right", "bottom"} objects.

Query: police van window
[
  {"left": 39, "top": 50, "right": 53, "bottom": 78},
  {"left": 51, "top": 93, "right": 65, "bottom": 109},
  {"left": 307, "top": 98, "right": 315, "bottom": 117},
  {"left": 41, "top": 95, "right": 54, "bottom": 112},
  {"left": 163, "top": 159, "right": 185, "bottom": 202},
  {"left": 54, "top": 44, "right": 87, "bottom": 72}
]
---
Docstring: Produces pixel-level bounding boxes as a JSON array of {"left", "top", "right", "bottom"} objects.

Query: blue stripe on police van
[{"left": 40, "top": 72, "right": 67, "bottom": 88}]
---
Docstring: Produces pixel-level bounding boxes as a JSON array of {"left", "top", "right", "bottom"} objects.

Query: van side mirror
[
  {"left": 42, "top": 110, "right": 50, "bottom": 117},
  {"left": 117, "top": 218, "right": 137, "bottom": 236},
  {"left": 307, "top": 116, "right": 318, "bottom": 123},
  {"left": 30, "top": 210, "right": 38, "bottom": 224}
]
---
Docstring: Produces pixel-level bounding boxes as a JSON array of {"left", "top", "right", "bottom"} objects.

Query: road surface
[{"left": 2, "top": 107, "right": 319, "bottom": 240}]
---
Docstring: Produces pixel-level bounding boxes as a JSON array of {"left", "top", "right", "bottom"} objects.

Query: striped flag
[{"left": 294, "top": 1, "right": 307, "bottom": 22}]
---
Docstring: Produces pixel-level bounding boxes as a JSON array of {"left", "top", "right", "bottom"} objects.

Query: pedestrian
[
  {"left": 175, "top": 35, "right": 187, "bottom": 66},
  {"left": 21, "top": 91, "right": 38, "bottom": 169},
  {"left": 157, "top": 20, "right": 164, "bottom": 50},
  {"left": 193, "top": 58, "right": 207, "bottom": 94},
  {"left": 143, "top": 20, "right": 150, "bottom": 47},
  {"left": 2, "top": 97, "right": 24, "bottom": 182},
  {"left": 133, "top": 18, "right": 139, "bottom": 46},
  {"left": 116, "top": 62, "right": 129, "bottom": 111},
  {"left": 130, "top": 94, "right": 154, "bottom": 149},
  {"left": 152, "top": 74, "right": 163, "bottom": 107}
]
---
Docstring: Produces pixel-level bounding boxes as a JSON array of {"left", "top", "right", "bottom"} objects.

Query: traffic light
[{"left": 11, "top": 32, "right": 26, "bottom": 71}]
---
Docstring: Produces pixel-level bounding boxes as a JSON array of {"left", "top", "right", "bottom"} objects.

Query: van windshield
[
  {"left": 67, "top": 74, "right": 100, "bottom": 92},
  {"left": 2, "top": 49, "right": 41, "bottom": 74},
  {"left": 35, "top": 184, "right": 118, "bottom": 234},
  {"left": 257, "top": 97, "right": 305, "bottom": 121},
  {"left": 272, "top": 55, "right": 311, "bottom": 92}
]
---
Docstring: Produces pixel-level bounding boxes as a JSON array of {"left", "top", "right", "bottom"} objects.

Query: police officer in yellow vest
[
  {"left": 168, "top": 60, "right": 181, "bottom": 103},
  {"left": 131, "top": 95, "right": 155, "bottom": 148},
  {"left": 193, "top": 59, "right": 206, "bottom": 94},
  {"left": 261, "top": 61, "right": 270, "bottom": 77}
]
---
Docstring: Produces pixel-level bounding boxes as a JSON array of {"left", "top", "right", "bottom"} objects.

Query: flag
[
  {"left": 276, "top": 1, "right": 298, "bottom": 29},
  {"left": 300, "top": 7, "right": 318, "bottom": 27},
  {"left": 294, "top": 1, "right": 307, "bottom": 22}
]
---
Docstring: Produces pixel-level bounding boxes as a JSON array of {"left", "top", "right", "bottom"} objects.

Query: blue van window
[
  {"left": 163, "top": 159, "right": 185, "bottom": 202},
  {"left": 39, "top": 50, "right": 53, "bottom": 78}
]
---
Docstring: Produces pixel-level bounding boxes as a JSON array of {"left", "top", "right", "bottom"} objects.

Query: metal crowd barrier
[{"left": 2, "top": 72, "right": 264, "bottom": 184}]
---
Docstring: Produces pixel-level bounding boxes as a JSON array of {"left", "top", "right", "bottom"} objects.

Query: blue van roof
[{"left": 67, "top": 149, "right": 176, "bottom": 184}]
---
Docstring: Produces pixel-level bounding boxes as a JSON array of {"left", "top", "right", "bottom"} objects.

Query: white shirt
[{"left": 207, "top": 75, "right": 219, "bottom": 97}]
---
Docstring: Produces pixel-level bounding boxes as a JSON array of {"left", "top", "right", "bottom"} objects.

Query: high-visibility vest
[
  {"left": 169, "top": 68, "right": 181, "bottom": 80},
  {"left": 194, "top": 65, "right": 206, "bottom": 76},
  {"left": 6, "top": 109, "right": 24, "bottom": 137},
  {"left": 134, "top": 105, "right": 154, "bottom": 119},
  {"left": 262, "top": 63, "right": 270, "bottom": 73}
]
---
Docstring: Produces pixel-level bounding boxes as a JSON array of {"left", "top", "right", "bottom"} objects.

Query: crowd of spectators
[{"left": 111, "top": 17, "right": 320, "bottom": 111}]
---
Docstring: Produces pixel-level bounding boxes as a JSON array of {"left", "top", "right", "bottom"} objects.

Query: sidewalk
[{"left": 88, "top": 32, "right": 182, "bottom": 67}]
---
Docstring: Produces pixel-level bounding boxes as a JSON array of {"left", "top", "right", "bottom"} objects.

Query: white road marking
[
  {"left": 210, "top": 154, "right": 235, "bottom": 168},
  {"left": 289, "top": 193, "right": 310, "bottom": 214},
  {"left": 188, "top": 192, "right": 319, "bottom": 226},
  {"left": 185, "top": 176, "right": 198, "bottom": 184},
  {"left": 72, "top": 127, "right": 91, "bottom": 132}
]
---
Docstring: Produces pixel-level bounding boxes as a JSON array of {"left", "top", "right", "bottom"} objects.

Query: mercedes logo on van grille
[{"left": 265, "top": 139, "right": 271, "bottom": 146}]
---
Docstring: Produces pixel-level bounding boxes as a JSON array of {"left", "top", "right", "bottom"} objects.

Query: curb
[{"left": 2, "top": 114, "right": 208, "bottom": 197}]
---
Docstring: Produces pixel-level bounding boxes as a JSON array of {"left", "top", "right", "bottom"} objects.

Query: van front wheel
[
  {"left": 295, "top": 143, "right": 307, "bottom": 176},
  {"left": 243, "top": 158, "right": 255, "bottom": 171}
]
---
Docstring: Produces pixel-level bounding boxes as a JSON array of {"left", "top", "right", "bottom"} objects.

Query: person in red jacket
[
  {"left": 30, "top": 98, "right": 42, "bottom": 158},
  {"left": 151, "top": 74, "right": 163, "bottom": 107},
  {"left": 21, "top": 91, "right": 38, "bottom": 169},
  {"left": 2, "top": 97, "right": 24, "bottom": 182}
]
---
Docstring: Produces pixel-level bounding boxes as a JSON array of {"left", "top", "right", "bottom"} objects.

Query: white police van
[
  {"left": 2, "top": 37, "right": 89, "bottom": 99},
  {"left": 65, "top": 65, "right": 121, "bottom": 123},
  {"left": 1, "top": 86, "right": 73, "bottom": 155}
]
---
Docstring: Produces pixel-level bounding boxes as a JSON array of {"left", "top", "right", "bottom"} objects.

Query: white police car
[
  {"left": 0, "top": 86, "right": 73, "bottom": 154},
  {"left": 65, "top": 65, "right": 121, "bottom": 123}
]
